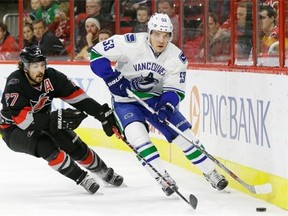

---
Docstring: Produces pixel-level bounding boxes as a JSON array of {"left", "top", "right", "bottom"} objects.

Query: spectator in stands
[
  {"left": 157, "top": 0, "right": 180, "bottom": 46},
  {"left": 99, "top": 29, "right": 112, "bottom": 42},
  {"left": 23, "top": 22, "right": 37, "bottom": 47},
  {"left": 0, "top": 22, "right": 20, "bottom": 60},
  {"left": 198, "top": 12, "right": 230, "bottom": 63},
  {"left": 34, "top": 0, "right": 60, "bottom": 27},
  {"left": 83, "top": 0, "right": 102, "bottom": 19},
  {"left": 235, "top": 2, "right": 253, "bottom": 60},
  {"left": 132, "top": 5, "right": 149, "bottom": 33},
  {"left": 75, "top": 0, "right": 114, "bottom": 54},
  {"left": 118, "top": 0, "right": 148, "bottom": 19},
  {"left": 259, "top": 5, "right": 278, "bottom": 55},
  {"left": 209, "top": 0, "right": 230, "bottom": 25},
  {"left": 48, "top": 2, "right": 70, "bottom": 47},
  {"left": 74, "top": 17, "right": 101, "bottom": 61},
  {"left": 110, "top": 0, "right": 146, "bottom": 19},
  {"left": 101, "top": 0, "right": 115, "bottom": 16},
  {"left": 183, "top": 22, "right": 203, "bottom": 62},
  {"left": 32, "top": 19, "right": 67, "bottom": 57},
  {"left": 24, "top": 0, "right": 41, "bottom": 24}
]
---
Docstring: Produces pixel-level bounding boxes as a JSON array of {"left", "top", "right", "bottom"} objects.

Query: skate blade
[{"left": 103, "top": 181, "right": 128, "bottom": 188}]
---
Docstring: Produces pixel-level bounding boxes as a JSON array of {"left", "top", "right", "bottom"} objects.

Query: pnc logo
[{"left": 189, "top": 86, "right": 200, "bottom": 135}]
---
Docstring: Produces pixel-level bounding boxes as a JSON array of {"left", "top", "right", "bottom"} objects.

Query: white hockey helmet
[{"left": 148, "top": 13, "right": 173, "bottom": 40}]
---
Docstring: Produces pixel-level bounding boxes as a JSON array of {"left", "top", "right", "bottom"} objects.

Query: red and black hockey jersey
[{"left": 0, "top": 67, "right": 101, "bottom": 131}]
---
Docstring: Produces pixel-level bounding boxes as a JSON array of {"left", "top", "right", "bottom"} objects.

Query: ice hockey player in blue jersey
[{"left": 90, "top": 13, "right": 228, "bottom": 196}]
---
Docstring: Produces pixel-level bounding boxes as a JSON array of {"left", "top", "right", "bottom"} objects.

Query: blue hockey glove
[
  {"left": 104, "top": 71, "right": 131, "bottom": 97},
  {"left": 155, "top": 91, "right": 180, "bottom": 123},
  {"left": 157, "top": 102, "right": 175, "bottom": 123}
]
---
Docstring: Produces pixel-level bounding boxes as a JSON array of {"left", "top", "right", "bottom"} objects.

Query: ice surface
[{"left": 0, "top": 140, "right": 286, "bottom": 216}]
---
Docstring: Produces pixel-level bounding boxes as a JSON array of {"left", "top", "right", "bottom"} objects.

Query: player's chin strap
[
  {"left": 126, "top": 89, "right": 273, "bottom": 195},
  {"left": 112, "top": 126, "right": 198, "bottom": 209}
]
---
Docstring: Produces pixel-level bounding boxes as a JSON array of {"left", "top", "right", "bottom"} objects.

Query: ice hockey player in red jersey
[{"left": 0, "top": 45, "right": 123, "bottom": 194}]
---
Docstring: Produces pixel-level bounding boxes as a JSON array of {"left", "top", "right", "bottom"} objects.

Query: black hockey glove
[
  {"left": 50, "top": 108, "right": 88, "bottom": 133},
  {"left": 94, "top": 103, "right": 117, "bottom": 137},
  {"left": 104, "top": 71, "right": 131, "bottom": 97}
]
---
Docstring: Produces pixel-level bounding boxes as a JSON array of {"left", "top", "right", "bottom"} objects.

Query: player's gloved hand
[
  {"left": 155, "top": 91, "right": 180, "bottom": 123},
  {"left": 104, "top": 71, "right": 131, "bottom": 97},
  {"left": 50, "top": 108, "right": 88, "bottom": 133},
  {"left": 156, "top": 102, "right": 175, "bottom": 123},
  {"left": 94, "top": 103, "right": 118, "bottom": 137}
]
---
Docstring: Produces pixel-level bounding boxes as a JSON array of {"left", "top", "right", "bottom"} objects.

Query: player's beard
[
  {"left": 34, "top": 74, "right": 44, "bottom": 84},
  {"left": 26, "top": 72, "right": 44, "bottom": 85}
]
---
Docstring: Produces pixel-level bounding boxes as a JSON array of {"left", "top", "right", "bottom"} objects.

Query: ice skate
[
  {"left": 204, "top": 169, "right": 228, "bottom": 191},
  {"left": 157, "top": 171, "right": 178, "bottom": 196},
  {"left": 79, "top": 173, "right": 100, "bottom": 194},
  {"left": 97, "top": 167, "right": 124, "bottom": 187}
]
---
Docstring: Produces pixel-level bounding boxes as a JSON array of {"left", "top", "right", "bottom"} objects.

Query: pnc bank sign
[{"left": 189, "top": 86, "right": 271, "bottom": 148}]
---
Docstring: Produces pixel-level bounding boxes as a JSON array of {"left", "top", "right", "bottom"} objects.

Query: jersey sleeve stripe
[
  {"left": 61, "top": 89, "right": 89, "bottom": 104},
  {"left": 13, "top": 107, "right": 34, "bottom": 130}
]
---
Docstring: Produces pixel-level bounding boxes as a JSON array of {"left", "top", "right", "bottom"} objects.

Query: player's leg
[
  {"left": 151, "top": 109, "right": 228, "bottom": 191},
  {"left": 2, "top": 128, "right": 99, "bottom": 194},
  {"left": 52, "top": 130, "right": 123, "bottom": 187},
  {"left": 173, "top": 129, "right": 228, "bottom": 190},
  {"left": 114, "top": 102, "right": 177, "bottom": 196},
  {"left": 125, "top": 121, "right": 178, "bottom": 196}
]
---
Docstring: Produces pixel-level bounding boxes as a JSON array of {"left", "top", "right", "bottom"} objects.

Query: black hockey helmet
[{"left": 20, "top": 45, "right": 46, "bottom": 64}]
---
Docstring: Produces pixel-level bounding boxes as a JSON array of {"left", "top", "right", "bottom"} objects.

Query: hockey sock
[
  {"left": 173, "top": 129, "right": 215, "bottom": 174},
  {"left": 77, "top": 148, "right": 123, "bottom": 186},
  {"left": 77, "top": 149, "right": 107, "bottom": 172},
  {"left": 125, "top": 122, "right": 166, "bottom": 178},
  {"left": 48, "top": 150, "right": 84, "bottom": 182}
]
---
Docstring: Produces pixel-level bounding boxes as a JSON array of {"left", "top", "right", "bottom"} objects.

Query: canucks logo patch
[
  {"left": 131, "top": 73, "right": 159, "bottom": 92},
  {"left": 179, "top": 52, "right": 187, "bottom": 63},
  {"left": 124, "top": 34, "right": 137, "bottom": 43}
]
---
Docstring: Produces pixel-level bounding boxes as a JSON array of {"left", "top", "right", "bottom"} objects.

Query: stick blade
[
  {"left": 253, "top": 183, "right": 272, "bottom": 194},
  {"left": 189, "top": 194, "right": 198, "bottom": 209}
]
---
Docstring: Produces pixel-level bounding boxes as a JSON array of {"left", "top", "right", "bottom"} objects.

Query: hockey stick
[
  {"left": 112, "top": 127, "right": 198, "bottom": 209},
  {"left": 127, "top": 89, "right": 272, "bottom": 195}
]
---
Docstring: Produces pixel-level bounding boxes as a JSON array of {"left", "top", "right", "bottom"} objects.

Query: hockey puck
[{"left": 256, "top": 207, "right": 266, "bottom": 212}]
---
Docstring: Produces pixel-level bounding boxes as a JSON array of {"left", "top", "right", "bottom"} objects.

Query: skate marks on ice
[{"left": 0, "top": 142, "right": 286, "bottom": 216}]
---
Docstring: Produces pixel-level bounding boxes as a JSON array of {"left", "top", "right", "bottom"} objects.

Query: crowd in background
[{"left": 0, "top": 0, "right": 285, "bottom": 65}]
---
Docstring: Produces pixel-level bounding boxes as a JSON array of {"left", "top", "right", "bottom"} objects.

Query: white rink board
[
  {"left": 0, "top": 64, "right": 287, "bottom": 179},
  {"left": 180, "top": 70, "right": 288, "bottom": 179}
]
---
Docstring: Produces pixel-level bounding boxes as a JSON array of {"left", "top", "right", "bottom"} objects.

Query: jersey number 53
[{"left": 103, "top": 39, "right": 115, "bottom": 51}]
